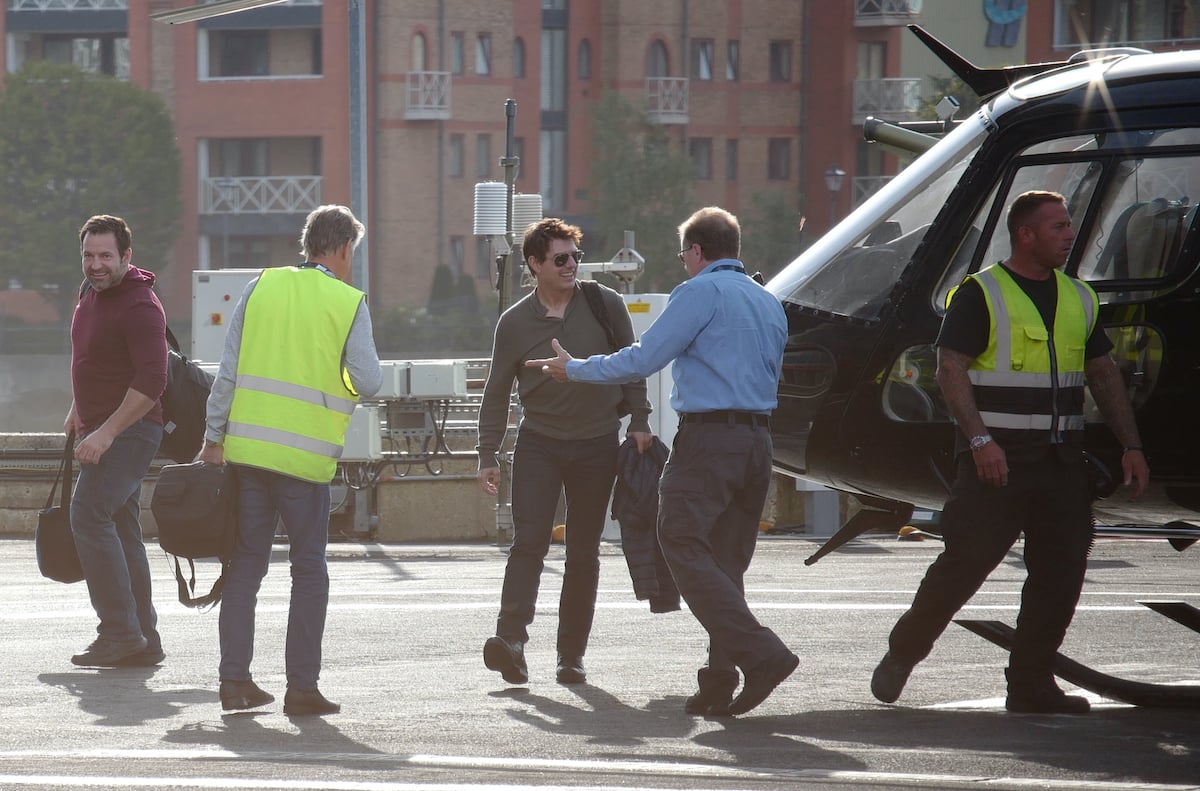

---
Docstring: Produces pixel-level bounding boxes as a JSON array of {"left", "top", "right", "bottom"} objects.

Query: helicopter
[{"left": 766, "top": 26, "right": 1200, "bottom": 707}]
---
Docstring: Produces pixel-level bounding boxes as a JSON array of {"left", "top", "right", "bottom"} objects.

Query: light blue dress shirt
[{"left": 566, "top": 260, "right": 787, "bottom": 413}]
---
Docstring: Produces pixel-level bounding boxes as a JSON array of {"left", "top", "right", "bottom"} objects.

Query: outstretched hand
[{"left": 525, "top": 338, "right": 575, "bottom": 382}]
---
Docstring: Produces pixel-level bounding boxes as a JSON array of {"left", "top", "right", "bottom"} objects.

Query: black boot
[{"left": 684, "top": 668, "right": 739, "bottom": 716}]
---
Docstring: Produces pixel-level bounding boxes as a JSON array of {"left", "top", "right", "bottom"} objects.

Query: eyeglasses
[
  {"left": 551, "top": 249, "right": 584, "bottom": 267},
  {"left": 677, "top": 243, "right": 694, "bottom": 263}
]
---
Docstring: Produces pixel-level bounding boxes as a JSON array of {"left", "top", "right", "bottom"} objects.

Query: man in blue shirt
[{"left": 528, "top": 206, "right": 798, "bottom": 716}]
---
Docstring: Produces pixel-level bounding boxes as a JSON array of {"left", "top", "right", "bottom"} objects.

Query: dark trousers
[
  {"left": 887, "top": 450, "right": 1093, "bottom": 688},
  {"left": 497, "top": 428, "right": 618, "bottom": 658},
  {"left": 657, "top": 422, "right": 788, "bottom": 674},
  {"left": 219, "top": 465, "right": 331, "bottom": 690}
]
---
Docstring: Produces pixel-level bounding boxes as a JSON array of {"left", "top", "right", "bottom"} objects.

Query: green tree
[
  {"left": 589, "top": 91, "right": 693, "bottom": 292},
  {"left": 739, "top": 189, "right": 806, "bottom": 282},
  {"left": 0, "top": 61, "right": 182, "bottom": 315}
]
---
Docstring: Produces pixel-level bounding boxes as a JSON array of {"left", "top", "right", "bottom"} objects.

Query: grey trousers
[{"left": 657, "top": 422, "right": 788, "bottom": 674}]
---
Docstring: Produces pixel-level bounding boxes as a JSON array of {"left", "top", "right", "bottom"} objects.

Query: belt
[{"left": 678, "top": 410, "right": 771, "bottom": 429}]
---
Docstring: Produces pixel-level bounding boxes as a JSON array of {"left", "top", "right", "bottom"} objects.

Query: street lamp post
[{"left": 824, "top": 162, "right": 846, "bottom": 227}]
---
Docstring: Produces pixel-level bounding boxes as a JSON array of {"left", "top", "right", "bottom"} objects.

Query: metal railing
[
  {"left": 854, "top": 0, "right": 922, "bottom": 26},
  {"left": 852, "top": 77, "right": 922, "bottom": 124},
  {"left": 646, "top": 77, "right": 688, "bottom": 124},
  {"left": 10, "top": 0, "right": 126, "bottom": 8},
  {"left": 404, "top": 71, "right": 452, "bottom": 120},
  {"left": 202, "top": 175, "right": 322, "bottom": 214}
]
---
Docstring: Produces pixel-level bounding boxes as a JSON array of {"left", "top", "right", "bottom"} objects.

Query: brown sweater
[{"left": 476, "top": 282, "right": 651, "bottom": 469}]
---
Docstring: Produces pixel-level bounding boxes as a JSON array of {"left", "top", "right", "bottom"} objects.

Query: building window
[
  {"left": 689, "top": 138, "right": 713, "bottom": 180},
  {"left": 448, "top": 134, "right": 464, "bottom": 178},
  {"left": 476, "top": 135, "right": 492, "bottom": 179},
  {"left": 412, "top": 32, "right": 427, "bottom": 70},
  {"left": 768, "top": 138, "right": 791, "bottom": 180},
  {"left": 37, "top": 35, "right": 130, "bottom": 79},
  {"left": 513, "top": 36, "right": 526, "bottom": 78},
  {"left": 646, "top": 39, "right": 669, "bottom": 77},
  {"left": 476, "top": 33, "right": 492, "bottom": 76},
  {"left": 578, "top": 38, "right": 592, "bottom": 80},
  {"left": 726, "top": 40, "right": 739, "bottom": 81},
  {"left": 449, "top": 236, "right": 465, "bottom": 276},
  {"left": 541, "top": 29, "right": 567, "bottom": 111},
  {"left": 726, "top": 139, "right": 738, "bottom": 182},
  {"left": 211, "top": 30, "right": 269, "bottom": 77},
  {"left": 769, "top": 40, "right": 792, "bottom": 82},
  {"left": 691, "top": 39, "right": 713, "bottom": 80},
  {"left": 1057, "top": 0, "right": 1200, "bottom": 47},
  {"left": 540, "top": 129, "right": 566, "bottom": 211},
  {"left": 476, "top": 237, "right": 493, "bottom": 280},
  {"left": 451, "top": 31, "right": 465, "bottom": 75}
]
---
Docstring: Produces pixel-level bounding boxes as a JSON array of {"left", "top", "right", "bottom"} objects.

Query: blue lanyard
[
  {"left": 298, "top": 262, "right": 334, "bottom": 277},
  {"left": 711, "top": 264, "right": 746, "bottom": 274}
]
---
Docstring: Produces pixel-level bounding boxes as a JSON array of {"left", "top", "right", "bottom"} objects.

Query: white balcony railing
[
  {"left": 853, "top": 77, "right": 922, "bottom": 124},
  {"left": 852, "top": 175, "right": 894, "bottom": 208},
  {"left": 646, "top": 77, "right": 688, "bottom": 124},
  {"left": 404, "top": 71, "right": 452, "bottom": 120},
  {"left": 10, "top": 0, "right": 127, "bottom": 8},
  {"left": 202, "top": 175, "right": 322, "bottom": 214},
  {"left": 855, "top": 0, "right": 922, "bottom": 26}
]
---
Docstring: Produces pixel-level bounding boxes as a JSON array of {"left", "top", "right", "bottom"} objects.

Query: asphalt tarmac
[{"left": 1, "top": 531, "right": 1197, "bottom": 790}]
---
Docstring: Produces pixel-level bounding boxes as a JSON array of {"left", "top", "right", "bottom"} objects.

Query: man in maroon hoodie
[{"left": 64, "top": 215, "right": 167, "bottom": 667}]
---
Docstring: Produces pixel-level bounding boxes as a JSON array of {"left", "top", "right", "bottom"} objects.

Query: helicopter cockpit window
[
  {"left": 933, "top": 157, "right": 1100, "bottom": 313},
  {"left": 1075, "top": 154, "right": 1197, "bottom": 298}
]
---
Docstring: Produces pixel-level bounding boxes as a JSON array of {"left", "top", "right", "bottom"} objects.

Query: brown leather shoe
[
  {"left": 219, "top": 679, "right": 274, "bottom": 711},
  {"left": 283, "top": 686, "right": 340, "bottom": 716}
]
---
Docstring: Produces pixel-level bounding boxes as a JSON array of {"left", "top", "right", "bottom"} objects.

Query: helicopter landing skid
[{"left": 955, "top": 602, "right": 1200, "bottom": 709}]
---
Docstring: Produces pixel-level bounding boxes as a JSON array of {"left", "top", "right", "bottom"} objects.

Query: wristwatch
[{"left": 969, "top": 434, "right": 993, "bottom": 451}]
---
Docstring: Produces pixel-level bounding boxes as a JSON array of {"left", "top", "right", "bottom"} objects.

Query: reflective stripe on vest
[
  {"left": 224, "top": 267, "right": 363, "bottom": 483},
  {"left": 963, "top": 265, "right": 1096, "bottom": 438}
]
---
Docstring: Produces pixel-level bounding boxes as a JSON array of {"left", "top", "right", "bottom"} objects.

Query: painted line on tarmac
[{"left": 0, "top": 751, "right": 1198, "bottom": 791}]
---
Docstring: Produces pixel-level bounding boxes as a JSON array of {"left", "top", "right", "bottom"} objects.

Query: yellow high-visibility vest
[
  {"left": 963, "top": 264, "right": 1097, "bottom": 442},
  {"left": 224, "top": 266, "right": 364, "bottom": 483}
]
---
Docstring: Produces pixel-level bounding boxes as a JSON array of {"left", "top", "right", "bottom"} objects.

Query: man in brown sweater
[{"left": 477, "top": 218, "right": 652, "bottom": 685}]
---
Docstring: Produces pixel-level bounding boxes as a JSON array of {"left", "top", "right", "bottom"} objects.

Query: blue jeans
[
  {"left": 70, "top": 418, "right": 163, "bottom": 646},
  {"left": 219, "top": 464, "right": 331, "bottom": 690},
  {"left": 498, "top": 429, "right": 618, "bottom": 657}
]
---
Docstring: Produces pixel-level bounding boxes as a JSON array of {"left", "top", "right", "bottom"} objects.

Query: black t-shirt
[{"left": 936, "top": 265, "right": 1113, "bottom": 360}]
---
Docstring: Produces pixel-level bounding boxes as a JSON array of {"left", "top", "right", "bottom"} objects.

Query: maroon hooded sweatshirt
[{"left": 70, "top": 265, "right": 167, "bottom": 434}]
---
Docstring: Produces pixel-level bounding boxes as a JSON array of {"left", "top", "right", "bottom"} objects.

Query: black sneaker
[
  {"left": 115, "top": 645, "right": 165, "bottom": 667},
  {"left": 71, "top": 637, "right": 148, "bottom": 667},
  {"left": 1006, "top": 688, "right": 1090, "bottom": 714},
  {"left": 483, "top": 636, "right": 528, "bottom": 684},
  {"left": 870, "top": 652, "right": 913, "bottom": 704}
]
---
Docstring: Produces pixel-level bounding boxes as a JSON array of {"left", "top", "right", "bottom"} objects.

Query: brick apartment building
[{"left": 6, "top": 0, "right": 1192, "bottom": 331}]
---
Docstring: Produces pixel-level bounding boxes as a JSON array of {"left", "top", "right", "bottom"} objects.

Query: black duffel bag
[
  {"left": 35, "top": 433, "right": 85, "bottom": 584},
  {"left": 151, "top": 461, "right": 237, "bottom": 608}
]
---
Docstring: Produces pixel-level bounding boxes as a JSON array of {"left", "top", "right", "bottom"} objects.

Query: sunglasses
[{"left": 551, "top": 250, "right": 585, "bottom": 267}]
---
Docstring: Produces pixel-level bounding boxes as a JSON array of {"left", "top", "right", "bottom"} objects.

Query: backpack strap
[
  {"left": 578, "top": 280, "right": 617, "bottom": 352},
  {"left": 173, "top": 556, "right": 229, "bottom": 610}
]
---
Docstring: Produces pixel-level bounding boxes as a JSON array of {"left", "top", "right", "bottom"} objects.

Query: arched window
[
  {"left": 577, "top": 38, "right": 591, "bottom": 80},
  {"left": 513, "top": 36, "right": 526, "bottom": 78},
  {"left": 646, "top": 39, "right": 669, "bottom": 77},
  {"left": 412, "top": 32, "right": 427, "bottom": 71}
]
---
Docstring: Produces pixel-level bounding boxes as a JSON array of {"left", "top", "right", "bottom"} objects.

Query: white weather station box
[{"left": 189, "top": 268, "right": 469, "bottom": 463}]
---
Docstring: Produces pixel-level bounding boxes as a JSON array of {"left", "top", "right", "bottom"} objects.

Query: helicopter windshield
[{"left": 769, "top": 113, "right": 990, "bottom": 320}]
